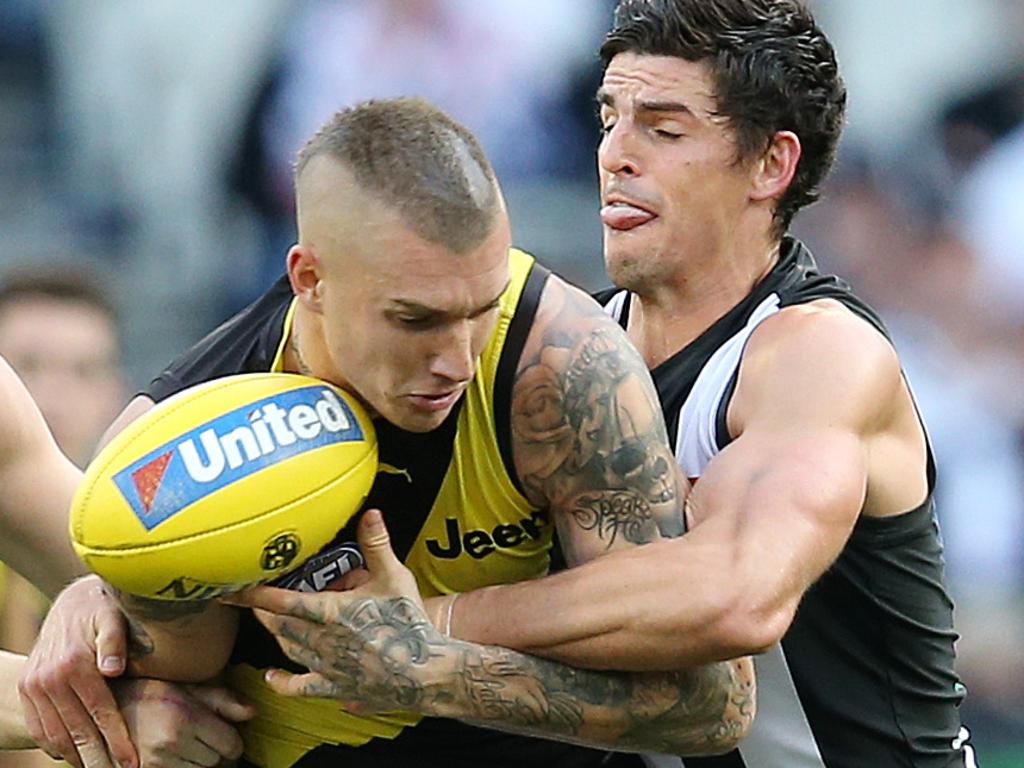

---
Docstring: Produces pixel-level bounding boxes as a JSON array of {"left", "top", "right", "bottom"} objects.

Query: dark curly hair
[{"left": 602, "top": 0, "right": 847, "bottom": 237}]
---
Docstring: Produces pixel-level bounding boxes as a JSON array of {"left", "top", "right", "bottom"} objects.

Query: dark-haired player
[{"left": 442, "top": 1, "right": 973, "bottom": 766}]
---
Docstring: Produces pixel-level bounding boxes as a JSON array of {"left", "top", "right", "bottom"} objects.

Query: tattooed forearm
[
  {"left": 285, "top": 595, "right": 752, "bottom": 755},
  {"left": 278, "top": 596, "right": 435, "bottom": 709},
  {"left": 512, "top": 281, "right": 684, "bottom": 554},
  {"left": 442, "top": 646, "right": 754, "bottom": 756}
]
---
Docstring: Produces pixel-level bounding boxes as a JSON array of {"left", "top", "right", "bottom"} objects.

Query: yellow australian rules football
[{"left": 70, "top": 373, "right": 377, "bottom": 600}]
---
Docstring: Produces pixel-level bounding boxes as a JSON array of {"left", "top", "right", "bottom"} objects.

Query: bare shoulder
[
  {"left": 732, "top": 299, "right": 905, "bottom": 434},
  {"left": 508, "top": 275, "right": 684, "bottom": 560}
]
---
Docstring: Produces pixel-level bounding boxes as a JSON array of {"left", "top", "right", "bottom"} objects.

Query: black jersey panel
[
  {"left": 147, "top": 275, "right": 293, "bottom": 402},
  {"left": 285, "top": 716, "right": 641, "bottom": 768},
  {"left": 494, "top": 262, "right": 551, "bottom": 498},
  {"left": 635, "top": 238, "right": 966, "bottom": 767}
]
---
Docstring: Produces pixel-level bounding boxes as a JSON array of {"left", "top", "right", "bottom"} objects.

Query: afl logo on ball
[{"left": 260, "top": 532, "right": 301, "bottom": 571}]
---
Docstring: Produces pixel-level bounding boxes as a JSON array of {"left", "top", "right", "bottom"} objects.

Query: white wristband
[{"left": 444, "top": 593, "right": 460, "bottom": 637}]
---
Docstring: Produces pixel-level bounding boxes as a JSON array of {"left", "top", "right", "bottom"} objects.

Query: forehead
[
  {"left": 0, "top": 298, "right": 118, "bottom": 361},
  {"left": 600, "top": 53, "right": 718, "bottom": 114},
  {"left": 347, "top": 213, "right": 512, "bottom": 310}
]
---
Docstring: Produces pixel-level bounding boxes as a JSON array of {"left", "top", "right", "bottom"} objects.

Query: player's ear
[
  {"left": 749, "top": 130, "right": 801, "bottom": 204},
  {"left": 287, "top": 245, "right": 324, "bottom": 314}
]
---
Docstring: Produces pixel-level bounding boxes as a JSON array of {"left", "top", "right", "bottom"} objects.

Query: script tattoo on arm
[
  {"left": 511, "top": 280, "right": 683, "bottom": 561},
  {"left": 283, "top": 595, "right": 753, "bottom": 756}
]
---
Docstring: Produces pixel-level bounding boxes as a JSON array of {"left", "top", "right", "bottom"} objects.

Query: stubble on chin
[{"left": 605, "top": 247, "right": 662, "bottom": 295}]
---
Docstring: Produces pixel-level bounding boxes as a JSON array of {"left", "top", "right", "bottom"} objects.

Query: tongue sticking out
[{"left": 601, "top": 204, "right": 656, "bottom": 231}]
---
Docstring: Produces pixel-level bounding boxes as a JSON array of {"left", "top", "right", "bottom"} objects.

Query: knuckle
[
  {"left": 39, "top": 670, "right": 69, "bottom": 694},
  {"left": 55, "top": 655, "right": 80, "bottom": 671},
  {"left": 69, "top": 731, "right": 95, "bottom": 748},
  {"left": 151, "top": 734, "right": 178, "bottom": 753}
]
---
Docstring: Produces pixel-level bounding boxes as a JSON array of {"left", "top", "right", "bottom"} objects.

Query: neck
[
  {"left": 626, "top": 234, "right": 782, "bottom": 369},
  {"left": 285, "top": 303, "right": 342, "bottom": 384}
]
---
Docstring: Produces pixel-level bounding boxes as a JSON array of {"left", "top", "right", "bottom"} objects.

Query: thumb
[
  {"left": 185, "top": 684, "right": 257, "bottom": 722},
  {"left": 357, "top": 509, "right": 401, "bottom": 575},
  {"left": 93, "top": 606, "right": 127, "bottom": 677}
]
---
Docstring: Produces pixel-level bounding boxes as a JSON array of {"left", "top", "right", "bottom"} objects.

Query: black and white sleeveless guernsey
[{"left": 595, "top": 237, "right": 975, "bottom": 768}]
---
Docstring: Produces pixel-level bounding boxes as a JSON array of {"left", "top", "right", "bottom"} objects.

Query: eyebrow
[
  {"left": 390, "top": 279, "right": 510, "bottom": 317},
  {"left": 596, "top": 88, "right": 696, "bottom": 118}
]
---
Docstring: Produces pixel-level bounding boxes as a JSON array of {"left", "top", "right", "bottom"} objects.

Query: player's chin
[{"left": 388, "top": 401, "right": 454, "bottom": 433}]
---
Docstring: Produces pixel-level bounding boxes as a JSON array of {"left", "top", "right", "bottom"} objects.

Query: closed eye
[{"left": 397, "top": 314, "right": 436, "bottom": 329}]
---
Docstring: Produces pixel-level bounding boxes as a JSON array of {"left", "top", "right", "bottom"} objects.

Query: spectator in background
[
  {"left": 0, "top": 264, "right": 125, "bottom": 768},
  {"left": 263, "top": 0, "right": 606, "bottom": 190},
  {"left": 957, "top": 123, "right": 1024, "bottom": 326},
  {"left": 0, "top": 265, "right": 125, "bottom": 467},
  {"left": 229, "top": 0, "right": 610, "bottom": 304}
]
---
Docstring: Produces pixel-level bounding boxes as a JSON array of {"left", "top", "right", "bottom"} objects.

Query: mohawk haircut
[{"left": 297, "top": 98, "right": 501, "bottom": 254}]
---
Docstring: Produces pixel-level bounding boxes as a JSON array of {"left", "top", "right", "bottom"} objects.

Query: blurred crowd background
[{"left": 0, "top": 1, "right": 1021, "bottom": 765}]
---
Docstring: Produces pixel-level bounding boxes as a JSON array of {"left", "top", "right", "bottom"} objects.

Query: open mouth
[{"left": 600, "top": 201, "right": 658, "bottom": 231}]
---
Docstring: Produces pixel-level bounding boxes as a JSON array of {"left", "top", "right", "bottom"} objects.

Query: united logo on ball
[{"left": 70, "top": 373, "right": 378, "bottom": 600}]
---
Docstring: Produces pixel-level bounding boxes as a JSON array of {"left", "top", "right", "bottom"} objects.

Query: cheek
[{"left": 471, "top": 318, "right": 495, "bottom": 357}]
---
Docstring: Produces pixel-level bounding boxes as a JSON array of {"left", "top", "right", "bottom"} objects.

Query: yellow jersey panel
[{"left": 228, "top": 248, "right": 552, "bottom": 765}]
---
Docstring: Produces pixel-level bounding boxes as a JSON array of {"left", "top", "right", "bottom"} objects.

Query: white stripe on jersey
[
  {"left": 609, "top": 290, "right": 832, "bottom": 767},
  {"left": 603, "top": 289, "right": 629, "bottom": 324},
  {"left": 674, "top": 293, "right": 780, "bottom": 478}
]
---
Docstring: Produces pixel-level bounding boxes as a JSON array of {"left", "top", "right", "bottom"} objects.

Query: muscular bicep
[
  {"left": 686, "top": 426, "right": 867, "bottom": 616},
  {"left": 511, "top": 278, "right": 684, "bottom": 566},
  {"left": 684, "top": 305, "right": 906, "bottom": 637}
]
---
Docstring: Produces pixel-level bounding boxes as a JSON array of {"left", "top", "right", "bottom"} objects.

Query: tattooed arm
[
  {"left": 109, "top": 590, "right": 239, "bottom": 683},
  {"left": 242, "top": 276, "right": 755, "bottom": 755},
  {"left": 238, "top": 511, "right": 754, "bottom": 756},
  {"left": 482, "top": 275, "right": 752, "bottom": 751},
  {"left": 511, "top": 275, "right": 685, "bottom": 561}
]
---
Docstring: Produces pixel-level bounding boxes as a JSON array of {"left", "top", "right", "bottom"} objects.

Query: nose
[
  {"left": 598, "top": 121, "right": 640, "bottom": 178},
  {"left": 429, "top": 321, "right": 475, "bottom": 384}
]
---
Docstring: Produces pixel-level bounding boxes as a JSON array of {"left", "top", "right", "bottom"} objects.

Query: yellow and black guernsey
[{"left": 146, "top": 249, "right": 630, "bottom": 768}]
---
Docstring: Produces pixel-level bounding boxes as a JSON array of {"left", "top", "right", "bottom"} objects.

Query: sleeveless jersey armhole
[{"left": 493, "top": 262, "right": 551, "bottom": 498}]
